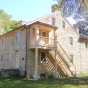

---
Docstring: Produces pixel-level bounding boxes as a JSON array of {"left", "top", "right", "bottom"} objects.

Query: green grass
[
  {"left": 0, "top": 77, "right": 88, "bottom": 88},
  {"left": 79, "top": 73, "right": 88, "bottom": 77}
]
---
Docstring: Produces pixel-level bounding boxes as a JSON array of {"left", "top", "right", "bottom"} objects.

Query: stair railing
[
  {"left": 49, "top": 50, "right": 73, "bottom": 76},
  {"left": 56, "top": 40, "right": 75, "bottom": 76}
]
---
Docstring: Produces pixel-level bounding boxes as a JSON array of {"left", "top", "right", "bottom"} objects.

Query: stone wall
[
  {"left": 39, "top": 11, "right": 88, "bottom": 76},
  {"left": 0, "top": 29, "right": 26, "bottom": 76}
]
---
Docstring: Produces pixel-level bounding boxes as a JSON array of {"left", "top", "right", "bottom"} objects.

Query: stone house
[{"left": 0, "top": 11, "right": 88, "bottom": 79}]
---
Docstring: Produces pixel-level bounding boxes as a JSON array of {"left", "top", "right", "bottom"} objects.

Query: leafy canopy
[{"left": 0, "top": 10, "right": 22, "bottom": 35}]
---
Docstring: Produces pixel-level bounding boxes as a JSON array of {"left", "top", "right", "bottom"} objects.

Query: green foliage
[
  {"left": 79, "top": 72, "right": 88, "bottom": 77},
  {"left": 84, "top": 0, "right": 88, "bottom": 9},
  {"left": 51, "top": 4, "right": 58, "bottom": 12},
  {"left": 51, "top": 0, "right": 64, "bottom": 12},
  {"left": 0, "top": 10, "right": 22, "bottom": 35},
  {"left": 53, "top": 0, "right": 64, "bottom": 8}
]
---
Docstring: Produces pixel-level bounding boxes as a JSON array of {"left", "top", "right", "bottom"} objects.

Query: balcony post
[
  {"left": 33, "top": 26, "right": 40, "bottom": 80},
  {"left": 33, "top": 48, "right": 39, "bottom": 80},
  {"left": 35, "top": 27, "right": 39, "bottom": 47}
]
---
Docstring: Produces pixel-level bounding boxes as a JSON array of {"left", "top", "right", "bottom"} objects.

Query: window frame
[{"left": 69, "top": 37, "right": 73, "bottom": 45}]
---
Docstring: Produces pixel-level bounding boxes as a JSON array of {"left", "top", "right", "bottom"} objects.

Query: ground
[{"left": 0, "top": 77, "right": 88, "bottom": 88}]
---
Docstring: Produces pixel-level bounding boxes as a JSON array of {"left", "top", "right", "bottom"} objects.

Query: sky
[{"left": 0, "top": 0, "right": 55, "bottom": 21}]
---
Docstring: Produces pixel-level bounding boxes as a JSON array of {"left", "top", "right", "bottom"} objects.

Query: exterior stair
[
  {"left": 49, "top": 51, "right": 73, "bottom": 77},
  {"left": 41, "top": 56, "right": 59, "bottom": 78},
  {"left": 57, "top": 41, "right": 75, "bottom": 76},
  {"left": 48, "top": 40, "right": 75, "bottom": 77},
  {"left": 40, "top": 40, "right": 75, "bottom": 78}
]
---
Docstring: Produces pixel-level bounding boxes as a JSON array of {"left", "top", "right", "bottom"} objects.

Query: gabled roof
[
  {"left": 27, "top": 21, "right": 57, "bottom": 30},
  {"left": 0, "top": 21, "right": 57, "bottom": 38}
]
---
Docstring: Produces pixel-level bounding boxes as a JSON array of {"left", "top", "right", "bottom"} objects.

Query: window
[
  {"left": 1, "top": 55, "right": 3, "bottom": 62},
  {"left": 52, "top": 17, "right": 56, "bottom": 25},
  {"left": 69, "top": 37, "right": 73, "bottom": 45},
  {"left": 11, "top": 38, "right": 15, "bottom": 46},
  {"left": 85, "top": 42, "right": 88, "bottom": 48},
  {"left": 39, "top": 31, "right": 48, "bottom": 37},
  {"left": 62, "top": 21, "right": 65, "bottom": 28},
  {"left": 16, "top": 32, "right": 21, "bottom": 48},
  {"left": 42, "top": 32, "right": 47, "bottom": 37},
  {"left": 70, "top": 54, "right": 73, "bottom": 63},
  {"left": 22, "top": 57, "right": 24, "bottom": 61}
]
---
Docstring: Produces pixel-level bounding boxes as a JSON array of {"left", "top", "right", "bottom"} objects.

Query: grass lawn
[{"left": 0, "top": 77, "right": 88, "bottom": 88}]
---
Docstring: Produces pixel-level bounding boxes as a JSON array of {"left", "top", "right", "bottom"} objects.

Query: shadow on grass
[{"left": 21, "top": 77, "right": 88, "bottom": 86}]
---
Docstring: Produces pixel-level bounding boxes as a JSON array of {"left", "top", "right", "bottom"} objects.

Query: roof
[
  {"left": 0, "top": 24, "right": 26, "bottom": 37},
  {"left": 0, "top": 21, "right": 57, "bottom": 38},
  {"left": 27, "top": 21, "right": 57, "bottom": 30}
]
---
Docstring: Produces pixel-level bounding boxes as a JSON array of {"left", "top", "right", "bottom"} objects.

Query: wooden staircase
[
  {"left": 41, "top": 40, "right": 75, "bottom": 78},
  {"left": 41, "top": 53, "right": 66, "bottom": 78},
  {"left": 41, "top": 56, "right": 57, "bottom": 77},
  {"left": 47, "top": 53, "right": 67, "bottom": 77},
  {"left": 48, "top": 40, "right": 75, "bottom": 77},
  {"left": 49, "top": 51, "right": 73, "bottom": 77},
  {"left": 57, "top": 41, "right": 75, "bottom": 76}
]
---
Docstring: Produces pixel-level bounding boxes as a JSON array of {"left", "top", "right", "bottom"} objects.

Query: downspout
[{"left": 25, "top": 25, "right": 28, "bottom": 79}]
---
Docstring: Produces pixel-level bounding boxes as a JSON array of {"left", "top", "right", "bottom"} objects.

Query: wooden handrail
[
  {"left": 57, "top": 45, "right": 74, "bottom": 74},
  {"left": 56, "top": 40, "right": 74, "bottom": 66},
  {"left": 49, "top": 51, "right": 72, "bottom": 76},
  {"left": 47, "top": 52, "right": 67, "bottom": 77},
  {"left": 56, "top": 51, "right": 73, "bottom": 76},
  {"left": 54, "top": 40, "right": 75, "bottom": 76}
]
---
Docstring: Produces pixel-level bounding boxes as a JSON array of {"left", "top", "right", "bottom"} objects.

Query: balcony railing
[
  {"left": 29, "top": 35, "right": 55, "bottom": 49},
  {"left": 37, "top": 36, "right": 54, "bottom": 49},
  {"left": 39, "top": 36, "right": 49, "bottom": 45}
]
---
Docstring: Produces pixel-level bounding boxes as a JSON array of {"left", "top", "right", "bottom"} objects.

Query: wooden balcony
[
  {"left": 30, "top": 36, "right": 55, "bottom": 49},
  {"left": 28, "top": 21, "right": 57, "bottom": 49}
]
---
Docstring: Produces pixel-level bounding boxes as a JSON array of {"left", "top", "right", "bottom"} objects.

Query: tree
[
  {"left": 84, "top": 0, "right": 88, "bottom": 9},
  {"left": 0, "top": 10, "right": 22, "bottom": 35},
  {"left": 53, "top": 0, "right": 64, "bottom": 8},
  {"left": 53, "top": 0, "right": 88, "bottom": 10},
  {"left": 52, "top": 0, "right": 88, "bottom": 17},
  {"left": 51, "top": 4, "right": 58, "bottom": 12},
  {"left": 51, "top": 0, "right": 64, "bottom": 12}
]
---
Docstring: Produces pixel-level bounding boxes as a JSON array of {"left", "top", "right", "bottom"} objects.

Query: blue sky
[{"left": 0, "top": 0, "right": 55, "bottom": 21}]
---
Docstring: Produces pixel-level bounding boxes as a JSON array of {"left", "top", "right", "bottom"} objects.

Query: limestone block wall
[
  {"left": 38, "top": 11, "right": 88, "bottom": 76},
  {"left": 55, "top": 12, "right": 88, "bottom": 75},
  {"left": 27, "top": 49, "right": 42, "bottom": 78},
  {"left": 0, "top": 29, "right": 26, "bottom": 75},
  {"left": 27, "top": 50, "right": 35, "bottom": 77}
]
